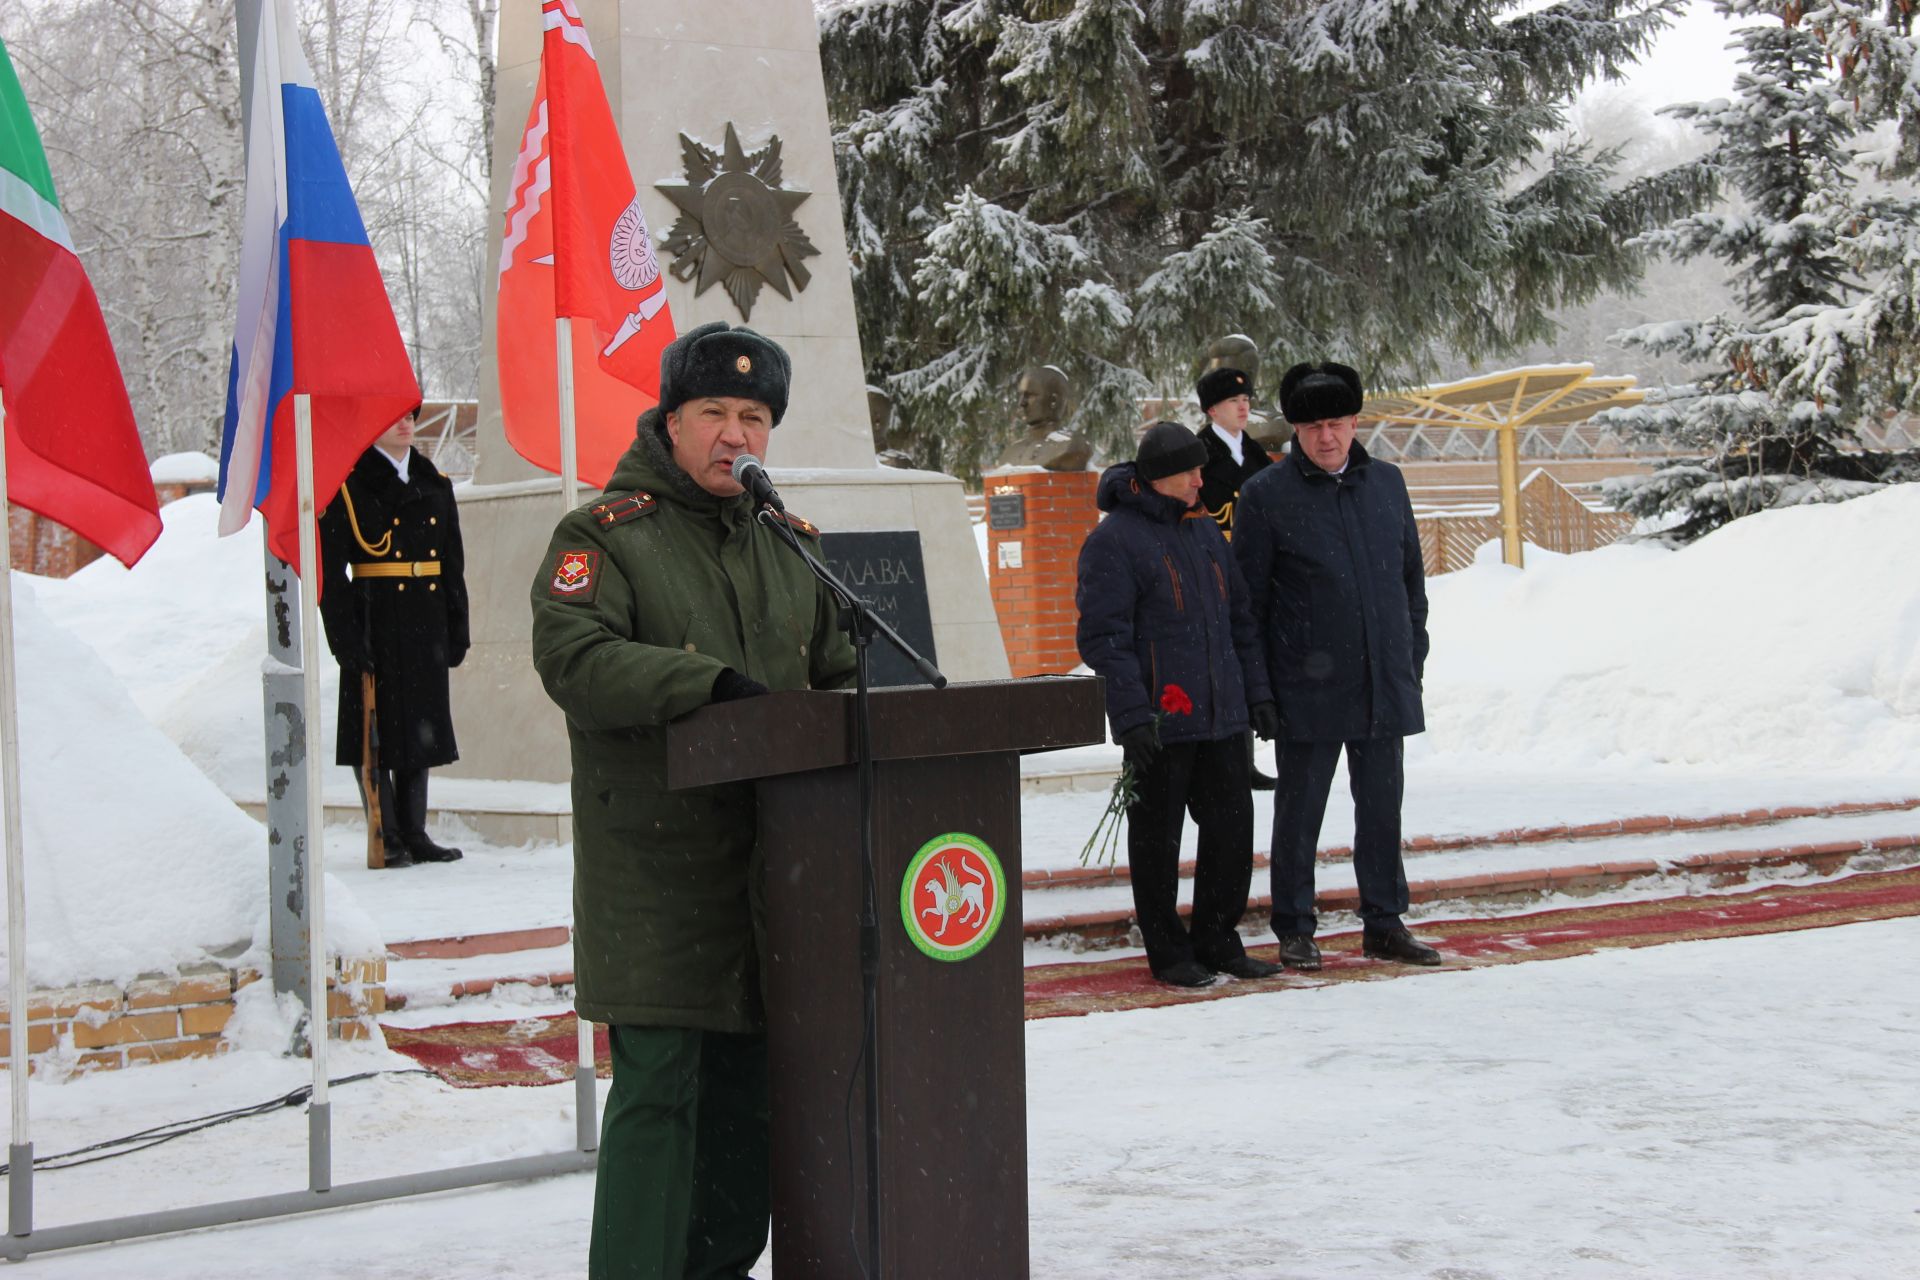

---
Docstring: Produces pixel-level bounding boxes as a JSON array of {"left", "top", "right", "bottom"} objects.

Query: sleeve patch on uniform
[
  {"left": 590, "top": 491, "right": 657, "bottom": 527},
  {"left": 549, "top": 549, "right": 602, "bottom": 602}
]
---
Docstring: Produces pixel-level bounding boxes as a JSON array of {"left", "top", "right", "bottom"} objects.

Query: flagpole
[
  {"left": 0, "top": 388, "right": 33, "bottom": 1237},
  {"left": 555, "top": 318, "right": 580, "bottom": 512},
  {"left": 293, "top": 394, "right": 331, "bottom": 1192},
  {"left": 553, "top": 317, "right": 597, "bottom": 1151}
]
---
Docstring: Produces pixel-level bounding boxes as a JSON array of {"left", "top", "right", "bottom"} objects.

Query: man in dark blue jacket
[
  {"left": 1076, "top": 422, "right": 1282, "bottom": 987},
  {"left": 1234, "top": 364, "right": 1443, "bottom": 970}
]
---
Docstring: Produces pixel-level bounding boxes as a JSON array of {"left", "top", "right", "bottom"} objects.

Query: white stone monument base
[{"left": 445, "top": 468, "right": 1007, "bottom": 785}]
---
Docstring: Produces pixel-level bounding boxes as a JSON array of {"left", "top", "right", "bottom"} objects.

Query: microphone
[{"left": 732, "top": 454, "right": 785, "bottom": 513}]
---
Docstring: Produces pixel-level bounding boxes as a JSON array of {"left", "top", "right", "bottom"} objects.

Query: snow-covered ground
[
  {"left": 6, "top": 468, "right": 1919, "bottom": 1273},
  {"left": 10, "top": 917, "right": 1919, "bottom": 1277}
]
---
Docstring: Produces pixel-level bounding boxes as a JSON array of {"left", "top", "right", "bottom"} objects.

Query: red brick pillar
[{"left": 984, "top": 469, "right": 1101, "bottom": 678}]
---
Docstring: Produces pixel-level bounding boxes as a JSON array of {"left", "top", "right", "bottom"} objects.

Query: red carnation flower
[{"left": 1159, "top": 684, "right": 1193, "bottom": 716}]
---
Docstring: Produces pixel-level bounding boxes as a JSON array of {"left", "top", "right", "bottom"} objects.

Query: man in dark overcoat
[
  {"left": 529, "top": 322, "right": 857, "bottom": 1279},
  {"left": 1233, "top": 363, "right": 1443, "bottom": 970},
  {"left": 1195, "top": 364, "right": 1279, "bottom": 790},
  {"left": 319, "top": 405, "right": 469, "bottom": 867},
  {"left": 1076, "top": 421, "right": 1282, "bottom": 988}
]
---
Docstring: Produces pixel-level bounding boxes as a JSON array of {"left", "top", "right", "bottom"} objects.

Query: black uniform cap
[{"left": 1196, "top": 366, "right": 1253, "bottom": 413}]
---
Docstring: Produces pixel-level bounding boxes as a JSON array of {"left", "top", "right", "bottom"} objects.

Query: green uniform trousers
[{"left": 589, "top": 1025, "right": 770, "bottom": 1280}]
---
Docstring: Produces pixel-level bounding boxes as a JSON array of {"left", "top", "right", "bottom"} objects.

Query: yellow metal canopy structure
[{"left": 1359, "top": 365, "right": 1643, "bottom": 567}]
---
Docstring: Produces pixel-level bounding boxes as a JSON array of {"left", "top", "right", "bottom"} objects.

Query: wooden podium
[{"left": 667, "top": 676, "right": 1105, "bottom": 1279}]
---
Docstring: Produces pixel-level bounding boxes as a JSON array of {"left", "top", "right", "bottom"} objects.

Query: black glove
[
  {"left": 710, "top": 668, "right": 770, "bottom": 703},
  {"left": 1116, "top": 724, "right": 1160, "bottom": 772},
  {"left": 1249, "top": 701, "right": 1281, "bottom": 742}
]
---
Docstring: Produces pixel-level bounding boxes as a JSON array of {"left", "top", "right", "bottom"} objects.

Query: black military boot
[
  {"left": 396, "top": 769, "right": 463, "bottom": 863},
  {"left": 1363, "top": 925, "right": 1442, "bottom": 966}
]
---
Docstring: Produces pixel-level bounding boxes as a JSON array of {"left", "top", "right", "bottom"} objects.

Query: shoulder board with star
[
  {"left": 775, "top": 510, "right": 821, "bottom": 538},
  {"left": 589, "top": 491, "right": 657, "bottom": 527}
]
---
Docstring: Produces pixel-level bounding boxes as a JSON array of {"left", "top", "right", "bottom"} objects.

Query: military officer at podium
[{"left": 530, "top": 321, "right": 857, "bottom": 1280}]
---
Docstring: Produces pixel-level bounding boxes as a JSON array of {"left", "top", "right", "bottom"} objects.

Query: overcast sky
[{"left": 1608, "top": 2, "right": 1745, "bottom": 106}]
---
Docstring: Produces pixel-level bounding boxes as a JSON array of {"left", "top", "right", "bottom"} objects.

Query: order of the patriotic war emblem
[{"left": 655, "top": 123, "right": 818, "bottom": 321}]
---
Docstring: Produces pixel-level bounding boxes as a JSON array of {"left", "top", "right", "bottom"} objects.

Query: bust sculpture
[
  {"left": 867, "top": 386, "right": 913, "bottom": 468},
  {"left": 1203, "top": 334, "right": 1291, "bottom": 450},
  {"left": 993, "top": 365, "right": 1092, "bottom": 471}
]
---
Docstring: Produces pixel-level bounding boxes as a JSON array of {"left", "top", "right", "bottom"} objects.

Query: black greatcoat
[
  {"left": 1197, "top": 425, "right": 1271, "bottom": 540},
  {"left": 318, "top": 448, "right": 469, "bottom": 770},
  {"left": 1232, "top": 440, "right": 1428, "bottom": 742}
]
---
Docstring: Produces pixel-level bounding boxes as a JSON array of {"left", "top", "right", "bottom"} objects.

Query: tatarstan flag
[{"left": 0, "top": 38, "right": 161, "bottom": 568}]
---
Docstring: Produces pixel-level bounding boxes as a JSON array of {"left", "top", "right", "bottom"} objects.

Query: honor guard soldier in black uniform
[
  {"left": 1196, "top": 365, "right": 1278, "bottom": 790},
  {"left": 319, "top": 406, "right": 470, "bottom": 867},
  {"left": 1195, "top": 364, "right": 1272, "bottom": 539}
]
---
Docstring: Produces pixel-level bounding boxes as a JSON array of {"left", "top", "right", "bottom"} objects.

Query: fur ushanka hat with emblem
[
  {"left": 1195, "top": 366, "right": 1253, "bottom": 413},
  {"left": 657, "top": 321, "right": 793, "bottom": 425}
]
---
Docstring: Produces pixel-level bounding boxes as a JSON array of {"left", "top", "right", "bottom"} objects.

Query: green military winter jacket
[{"left": 529, "top": 411, "right": 857, "bottom": 1031}]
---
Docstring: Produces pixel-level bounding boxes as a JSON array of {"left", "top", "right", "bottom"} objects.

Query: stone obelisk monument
[{"left": 448, "top": 0, "right": 1007, "bottom": 783}]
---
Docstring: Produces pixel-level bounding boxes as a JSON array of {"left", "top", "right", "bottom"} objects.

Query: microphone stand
[{"left": 755, "top": 505, "right": 944, "bottom": 1280}]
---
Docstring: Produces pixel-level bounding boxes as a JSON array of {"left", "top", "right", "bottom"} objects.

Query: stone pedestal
[
  {"left": 983, "top": 469, "right": 1100, "bottom": 678},
  {"left": 447, "top": 0, "right": 1007, "bottom": 784},
  {"left": 448, "top": 468, "right": 1007, "bottom": 784}
]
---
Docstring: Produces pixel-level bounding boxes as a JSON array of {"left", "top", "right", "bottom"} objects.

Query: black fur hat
[
  {"left": 658, "top": 321, "right": 792, "bottom": 425},
  {"left": 1135, "top": 420, "right": 1209, "bottom": 481},
  {"left": 1196, "top": 366, "right": 1253, "bottom": 413},
  {"left": 1279, "top": 361, "right": 1363, "bottom": 425}
]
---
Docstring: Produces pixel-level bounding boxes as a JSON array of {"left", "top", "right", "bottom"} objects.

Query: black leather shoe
[
  {"left": 1363, "top": 926, "right": 1442, "bottom": 966},
  {"left": 1154, "top": 960, "right": 1217, "bottom": 989},
  {"left": 404, "top": 836, "right": 464, "bottom": 863},
  {"left": 1217, "top": 954, "right": 1283, "bottom": 980},
  {"left": 1276, "top": 934, "right": 1322, "bottom": 971},
  {"left": 1250, "top": 768, "right": 1278, "bottom": 791},
  {"left": 377, "top": 843, "right": 415, "bottom": 869}
]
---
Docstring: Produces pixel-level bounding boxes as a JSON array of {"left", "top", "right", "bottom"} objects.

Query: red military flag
[
  {"left": 496, "top": 0, "right": 673, "bottom": 487},
  {"left": 0, "top": 37, "right": 161, "bottom": 568}
]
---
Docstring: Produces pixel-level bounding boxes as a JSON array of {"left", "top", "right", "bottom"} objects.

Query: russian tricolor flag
[{"left": 219, "top": 0, "right": 418, "bottom": 572}]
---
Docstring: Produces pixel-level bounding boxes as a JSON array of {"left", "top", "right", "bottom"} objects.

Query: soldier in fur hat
[{"left": 531, "top": 321, "right": 856, "bottom": 1279}]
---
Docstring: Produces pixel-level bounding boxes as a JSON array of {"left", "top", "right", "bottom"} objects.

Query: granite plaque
[{"left": 820, "top": 530, "right": 939, "bottom": 688}]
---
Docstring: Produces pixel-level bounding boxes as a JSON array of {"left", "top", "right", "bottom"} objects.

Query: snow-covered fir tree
[
  {"left": 819, "top": 0, "right": 1711, "bottom": 475},
  {"left": 1604, "top": 0, "right": 1920, "bottom": 543}
]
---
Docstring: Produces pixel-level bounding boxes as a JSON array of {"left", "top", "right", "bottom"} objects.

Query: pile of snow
[
  {"left": 149, "top": 452, "right": 220, "bottom": 486},
  {"left": 0, "top": 581, "right": 357, "bottom": 988},
  {"left": 1423, "top": 484, "right": 1919, "bottom": 775},
  {"left": 33, "top": 493, "right": 344, "bottom": 800},
  {"left": 11, "top": 495, "right": 377, "bottom": 988}
]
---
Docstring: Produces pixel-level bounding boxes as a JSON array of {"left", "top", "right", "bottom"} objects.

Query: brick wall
[
  {"left": 984, "top": 470, "right": 1100, "bottom": 677},
  {"left": 0, "top": 955, "right": 387, "bottom": 1074}
]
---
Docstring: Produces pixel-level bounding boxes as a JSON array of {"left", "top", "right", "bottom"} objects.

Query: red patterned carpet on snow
[{"left": 383, "top": 866, "right": 1920, "bottom": 1087}]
